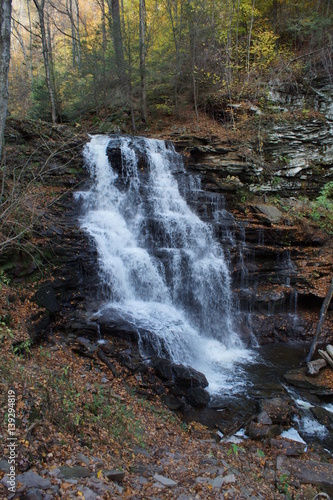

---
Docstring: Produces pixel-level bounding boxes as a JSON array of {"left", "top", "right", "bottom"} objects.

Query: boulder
[
  {"left": 34, "top": 284, "right": 59, "bottom": 313},
  {"left": 276, "top": 456, "right": 333, "bottom": 497},
  {"left": 259, "top": 396, "right": 295, "bottom": 425},
  {"left": 252, "top": 204, "right": 282, "bottom": 224},
  {"left": 152, "top": 357, "right": 173, "bottom": 381},
  {"left": 247, "top": 421, "right": 281, "bottom": 440},
  {"left": 172, "top": 364, "right": 208, "bottom": 388},
  {"left": 185, "top": 387, "right": 210, "bottom": 407}
]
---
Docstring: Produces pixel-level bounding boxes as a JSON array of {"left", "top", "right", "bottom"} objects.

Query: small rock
[
  {"left": 59, "top": 466, "right": 93, "bottom": 479},
  {"left": 78, "top": 487, "right": 98, "bottom": 500},
  {"left": 223, "top": 473, "right": 236, "bottom": 484},
  {"left": 49, "top": 467, "right": 62, "bottom": 478},
  {"left": 0, "top": 460, "right": 10, "bottom": 472},
  {"left": 15, "top": 472, "right": 51, "bottom": 490},
  {"left": 104, "top": 469, "right": 126, "bottom": 482},
  {"left": 257, "top": 411, "right": 273, "bottom": 425},
  {"left": 21, "top": 489, "right": 43, "bottom": 500},
  {"left": 153, "top": 474, "right": 178, "bottom": 487},
  {"left": 76, "top": 453, "right": 90, "bottom": 465},
  {"left": 195, "top": 477, "right": 209, "bottom": 484},
  {"left": 247, "top": 421, "right": 280, "bottom": 440},
  {"left": 210, "top": 476, "right": 224, "bottom": 488}
]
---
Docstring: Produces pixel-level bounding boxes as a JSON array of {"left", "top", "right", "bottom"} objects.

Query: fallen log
[
  {"left": 318, "top": 349, "right": 333, "bottom": 369},
  {"left": 327, "top": 345, "right": 333, "bottom": 358},
  {"left": 306, "top": 358, "right": 327, "bottom": 376}
]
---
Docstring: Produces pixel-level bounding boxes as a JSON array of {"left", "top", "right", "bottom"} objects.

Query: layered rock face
[{"left": 173, "top": 80, "right": 333, "bottom": 345}]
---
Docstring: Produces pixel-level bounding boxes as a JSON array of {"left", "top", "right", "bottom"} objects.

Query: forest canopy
[{"left": 8, "top": 0, "right": 333, "bottom": 128}]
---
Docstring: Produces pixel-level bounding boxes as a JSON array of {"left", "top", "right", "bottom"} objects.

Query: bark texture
[{"left": 0, "top": 0, "right": 12, "bottom": 161}]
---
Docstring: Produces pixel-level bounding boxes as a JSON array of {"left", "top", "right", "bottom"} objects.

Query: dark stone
[
  {"left": 310, "top": 406, "right": 333, "bottom": 429},
  {"left": 103, "top": 469, "right": 126, "bottom": 482},
  {"left": 21, "top": 489, "right": 43, "bottom": 500},
  {"left": 270, "top": 438, "right": 306, "bottom": 457},
  {"left": 34, "top": 284, "right": 59, "bottom": 313},
  {"left": 172, "top": 364, "right": 209, "bottom": 389},
  {"left": 185, "top": 387, "right": 210, "bottom": 407},
  {"left": 152, "top": 357, "right": 173, "bottom": 381},
  {"left": 247, "top": 421, "right": 281, "bottom": 440},
  {"left": 162, "top": 394, "right": 185, "bottom": 411},
  {"left": 259, "top": 396, "right": 295, "bottom": 425},
  {"left": 284, "top": 368, "right": 333, "bottom": 395},
  {"left": 59, "top": 466, "right": 93, "bottom": 479}
]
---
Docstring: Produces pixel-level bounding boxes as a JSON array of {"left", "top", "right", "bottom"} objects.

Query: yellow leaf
[{"left": 97, "top": 470, "right": 103, "bottom": 479}]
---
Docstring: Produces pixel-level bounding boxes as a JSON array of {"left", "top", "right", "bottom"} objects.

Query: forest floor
[{"left": 0, "top": 115, "right": 333, "bottom": 499}]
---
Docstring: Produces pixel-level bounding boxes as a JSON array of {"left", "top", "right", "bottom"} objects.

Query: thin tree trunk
[
  {"left": 33, "top": 0, "right": 57, "bottom": 123},
  {"left": 306, "top": 275, "right": 333, "bottom": 362},
  {"left": 139, "top": 0, "right": 147, "bottom": 122},
  {"left": 26, "top": 0, "right": 34, "bottom": 85},
  {"left": 0, "top": 0, "right": 12, "bottom": 162},
  {"left": 246, "top": 0, "right": 255, "bottom": 79},
  {"left": 108, "top": 0, "right": 127, "bottom": 88}
]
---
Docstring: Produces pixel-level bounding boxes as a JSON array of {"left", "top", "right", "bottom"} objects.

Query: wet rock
[
  {"left": 259, "top": 396, "right": 295, "bottom": 425},
  {"left": 284, "top": 368, "right": 333, "bottom": 395},
  {"left": 34, "top": 284, "right": 59, "bottom": 313},
  {"left": 185, "top": 387, "right": 210, "bottom": 407},
  {"left": 162, "top": 394, "right": 185, "bottom": 411},
  {"left": 172, "top": 364, "right": 208, "bottom": 389},
  {"left": 310, "top": 406, "right": 333, "bottom": 429},
  {"left": 276, "top": 455, "right": 333, "bottom": 496},
  {"left": 152, "top": 357, "right": 173, "bottom": 381}
]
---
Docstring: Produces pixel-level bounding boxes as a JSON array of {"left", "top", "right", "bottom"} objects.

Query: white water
[{"left": 78, "top": 135, "right": 252, "bottom": 393}]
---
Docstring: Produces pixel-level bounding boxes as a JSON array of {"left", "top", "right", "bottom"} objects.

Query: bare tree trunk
[
  {"left": 108, "top": 0, "right": 127, "bottom": 88},
  {"left": 306, "top": 275, "right": 333, "bottom": 362},
  {"left": 246, "top": 0, "right": 255, "bottom": 79},
  {"left": 32, "top": 0, "right": 57, "bottom": 123},
  {"left": 0, "top": 0, "right": 12, "bottom": 162},
  {"left": 139, "top": 0, "right": 147, "bottom": 122}
]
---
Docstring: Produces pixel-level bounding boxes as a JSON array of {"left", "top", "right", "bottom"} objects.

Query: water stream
[{"left": 78, "top": 135, "right": 253, "bottom": 394}]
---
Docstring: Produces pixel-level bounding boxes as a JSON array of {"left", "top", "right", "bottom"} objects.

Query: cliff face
[{"left": 171, "top": 80, "right": 333, "bottom": 346}]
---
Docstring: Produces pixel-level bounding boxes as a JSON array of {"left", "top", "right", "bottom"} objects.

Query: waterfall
[{"left": 78, "top": 135, "right": 252, "bottom": 393}]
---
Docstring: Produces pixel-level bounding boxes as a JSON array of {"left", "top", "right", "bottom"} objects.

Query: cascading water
[{"left": 78, "top": 135, "right": 252, "bottom": 394}]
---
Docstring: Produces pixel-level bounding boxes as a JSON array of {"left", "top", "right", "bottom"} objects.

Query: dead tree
[{"left": 306, "top": 275, "right": 333, "bottom": 362}]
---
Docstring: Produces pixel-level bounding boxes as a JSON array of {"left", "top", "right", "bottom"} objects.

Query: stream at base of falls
[{"left": 76, "top": 134, "right": 333, "bottom": 453}]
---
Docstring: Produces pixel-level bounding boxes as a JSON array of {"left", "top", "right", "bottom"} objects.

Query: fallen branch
[
  {"left": 97, "top": 349, "right": 119, "bottom": 378},
  {"left": 306, "top": 358, "right": 327, "bottom": 376}
]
